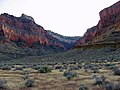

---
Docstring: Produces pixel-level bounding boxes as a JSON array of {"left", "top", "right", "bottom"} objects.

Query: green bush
[{"left": 38, "top": 66, "right": 51, "bottom": 73}]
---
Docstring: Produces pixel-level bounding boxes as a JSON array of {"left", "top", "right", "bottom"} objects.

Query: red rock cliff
[
  {"left": 0, "top": 13, "right": 64, "bottom": 48},
  {"left": 77, "top": 1, "right": 120, "bottom": 45}
]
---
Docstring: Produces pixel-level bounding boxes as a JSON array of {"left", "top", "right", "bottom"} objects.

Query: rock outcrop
[
  {"left": 0, "top": 13, "right": 79, "bottom": 50},
  {"left": 20, "top": 13, "right": 34, "bottom": 22},
  {"left": 0, "top": 13, "right": 49, "bottom": 47},
  {"left": 77, "top": 1, "right": 120, "bottom": 45}
]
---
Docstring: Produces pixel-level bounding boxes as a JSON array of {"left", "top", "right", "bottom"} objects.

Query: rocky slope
[
  {"left": 76, "top": 1, "right": 120, "bottom": 45},
  {"left": 0, "top": 13, "right": 79, "bottom": 50},
  {"left": 47, "top": 30, "right": 80, "bottom": 49},
  {"left": 0, "top": 13, "right": 80, "bottom": 61}
]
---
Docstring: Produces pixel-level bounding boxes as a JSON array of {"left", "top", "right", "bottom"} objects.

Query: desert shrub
[
  {"left": 105, "top": 63, "right": 115, "bottom": 69},
  {"left": 105, "top": 64, "right": 114, "bottom": 67},
  {"left": 0, "top": 79, "right": 7, "bottom": 89},
  {"left": 113, "top": 67, "right": 120, "bottom": 75},
  {"left": 92, "top": 75, "right": 97, "bottom": 79},
  {"left": 105, "top": 82, "right": 120, "bottom": 90},
  {"left": 112, "top": 82, "right": 120, "bottom": 90},
  {"left": 55, "top": 66, "right": 62, "bottom": 69},
  {"left": 84, "top": 64, "right": 100, "bottom": 72},
  {"left": 32, "top": 65, "right": 40, "bottom": 70},
  {"left": 77, "top": 64, "right": 82, "bottom": 69},
  {"left": 94, "top": 77, "right": 103, "bottom": 86},
  {"left": 25, "top": 79, "right": 35, "bottom": 87},
  {"left": 15, "top": 66, "right": 23, "bottom": 70},
  {"left": 105, "top": 82, "right": 113, "bottom": 90},
  {"left": 23, "top": 70, "right": 30, "bottom": 75},
  {"left": 93, "top": 75, "right": 107, "bottom": 86},
  {"left": 59, "top": 68, "right": 64, "bottom": 72},
  {"left": 63, "top": 71, "right": 77, "bottom": 80},
  {"left": 79, "top": 84, "right": 89, "bottom": 90},
  {"left": 23, "top": 74, "right": 29, "bottom": 80},
  {"left": 23, "top": 65, "right": 29, "bottom": 68},
  {"left": 100, "top": 75, "right": 106, "bottom": 83},
  {"left": 38, "top": 66, "right": 51, "bottom": 73},
  {"left": 22, "top": 70, "right": 30, "bottom": 80},
  {"left": 1, "top": 66, "right": 11, "bottom": 70},
  {"left": 93, "top": 68, "right": 99, "bottom": 73},
  {"left": 48, "top": 66, "right": 54, "bottom": 70},
  {"left": 69, "top": 65, "right": 79, "bottom": 70},
  {"left": 11, "top": 65, "right": 15, "bottom": 68}
]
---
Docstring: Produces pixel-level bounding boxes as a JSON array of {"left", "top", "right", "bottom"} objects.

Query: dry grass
[{"left": 0, "top": 62, "right": 120, "bottom": 90}]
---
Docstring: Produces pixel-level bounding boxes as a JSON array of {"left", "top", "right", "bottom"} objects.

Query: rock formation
[
  {"left": 0, "top": 13, "right": 79, "bottom": 50},
  {"left": 76, "top": 1, "right": 120, "bottom": 45}
]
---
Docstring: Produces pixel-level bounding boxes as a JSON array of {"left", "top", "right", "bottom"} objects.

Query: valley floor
[{"left": 0, "top": 60, "right": 120, "bottom": 90}]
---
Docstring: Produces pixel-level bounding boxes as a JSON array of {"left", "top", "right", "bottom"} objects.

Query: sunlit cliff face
[
  {"left": 76, "top": 1, "right": 120, "bottom": 45},
  {"left": 0, "top": 13, "right": 80, "bottom": 49}
]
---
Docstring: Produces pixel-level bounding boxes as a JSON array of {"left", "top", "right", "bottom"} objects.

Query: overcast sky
[{"left": 0, "top": 0, "right": 119, "bottom": 36}]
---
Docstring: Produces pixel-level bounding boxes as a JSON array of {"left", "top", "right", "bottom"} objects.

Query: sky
[{"left": 0, "top": 0, "right": 119, "bottom": 36}]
